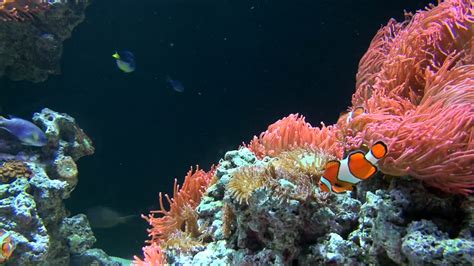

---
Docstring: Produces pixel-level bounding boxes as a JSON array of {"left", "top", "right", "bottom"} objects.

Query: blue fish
[
  {"left": 112, "top": 51, "right": 136, "bottom": 73},
  {"left": 166, "top": 76, "right": 184, "bottom": 92},
  {"left": 0, "top": 116, "right": 47, "bottom": 147}
]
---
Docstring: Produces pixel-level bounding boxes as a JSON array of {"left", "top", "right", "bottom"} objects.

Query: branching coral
[{"left": 247, "top": 114, "right": 343, "bottom": 159}]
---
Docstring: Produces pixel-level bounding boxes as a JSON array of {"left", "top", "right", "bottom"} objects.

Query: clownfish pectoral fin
[
  {"left": 347, "top": 151, "right": 377, "bottom": 180},
  {"left": 370, "top": 141, "right": 388, "bottom": 159},
  {"left": 319, "top": 176, "right": 333, "bottom": 193}
]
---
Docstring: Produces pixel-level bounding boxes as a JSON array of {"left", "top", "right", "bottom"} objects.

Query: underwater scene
[{"left": 0, "top": 0, "right": 473, "bottom": 265}]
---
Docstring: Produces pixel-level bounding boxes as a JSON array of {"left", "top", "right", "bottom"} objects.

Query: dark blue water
[{"left": 0, "top": 0, "right": 432, "bottom": 258}]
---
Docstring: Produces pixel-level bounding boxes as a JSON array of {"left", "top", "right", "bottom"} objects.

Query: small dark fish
[
  {"left": 113, "top": 51, "right": 136, "bottom": 73},
  {"left": 86, "top": 206, "right": 137, "bottom": 229},
  {"left": 166, "top": 76, "right": 184, "bottom": 92},
  {"left": 0, "top": 116, "right": 47, "bottom": 147}
]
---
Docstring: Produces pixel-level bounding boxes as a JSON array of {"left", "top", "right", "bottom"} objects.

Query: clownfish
[
  {"left": 0, "top": 229, "right": 15, "bottom": 263},
  {"left": 338, "top": 106, "right": 366, "bottom": 125},
  {"left": 345, "top": 106, "right": 365, "bottom": 124},
  {"left": 319, "top": 141, "right": 388, "bottom": 193}
]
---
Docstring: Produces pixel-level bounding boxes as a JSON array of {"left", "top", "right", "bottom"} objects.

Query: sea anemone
[
  {"left": 135, "top": 166, "right": 215, "bottom": 264},
  {"left": 344, "top": 0, "right": 474, "bottom": 194},
  {"left": 273, "top": 147, "right": 335, "bottom": 180},
  {"left": 247, "top": 114, "right": 343, "bottom": 159},
  {"left": 227, "top": 166, "right": 269, "bottom": 205}
]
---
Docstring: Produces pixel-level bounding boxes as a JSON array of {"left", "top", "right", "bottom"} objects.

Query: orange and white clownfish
[
  {"left": 0, "top": 229, "right": 15, "bottom": 263},
  {"left": 338, "top": 106, "right": 366, "bottom": 125},
  {"left": 319, "top": 141, "right": 388, "bottom": 193}
]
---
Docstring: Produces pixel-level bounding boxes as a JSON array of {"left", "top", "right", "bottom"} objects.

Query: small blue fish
[
  {"left": 0, "top": 116, "right": 47, "bottom": 147},
  {"left": 112, "top": 51, "right": 136, "bottom": 73},
  {"left": 166, "top": 76, "right": 184, "bottom": 92}
]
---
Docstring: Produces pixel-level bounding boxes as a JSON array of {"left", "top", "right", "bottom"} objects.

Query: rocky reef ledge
[
  {"left": 164, "top": 148, "right": 473, "bottom": 265},
  {"left": 0, "top": 1, "right": 90, "bottom": 82},
  {"left": 0, "top": 108, "right": 124, "bottom": 265}
]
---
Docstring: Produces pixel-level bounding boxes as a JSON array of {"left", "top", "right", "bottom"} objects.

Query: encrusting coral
[{"left": 0, "top": 160, "right": 32, "bottom": 183}]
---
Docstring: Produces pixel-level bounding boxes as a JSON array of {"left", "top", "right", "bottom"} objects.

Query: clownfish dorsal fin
[{"left": 371, "top": 141, "right": 388, "bottom": 159}]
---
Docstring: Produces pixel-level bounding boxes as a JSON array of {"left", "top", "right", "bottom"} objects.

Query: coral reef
[
  {"left": 136, "top": 0, "right": 474, "bottom": 265},
  {"left": 0, "top": 160, "right": 32, "bottom": 183},
  {"left": 156, "top": 149, "right": 473, "bottom": 265},
  {"left": 0, "top": 108, "right": 118, "bottom": 265},
  {"left": 134, "top": 166, "right": 216, "bottom": 265},
  {"left": 0, "top": 1, "right": 90, "bottom": 82},
  {"left": 33, "top": 108, "right": 94, "bottom": 196}
]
